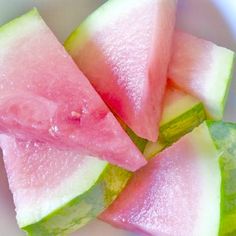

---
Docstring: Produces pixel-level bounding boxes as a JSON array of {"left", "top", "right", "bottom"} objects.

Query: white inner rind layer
[
  {"left": 15, "top": 157, "right": 107, "bottom": 228},
  {"left": 201, "top": 46, "right": 234, "bottom": 119},
  {"left": 78, "top": 0, "right": 150, "bottom": 33},
  {"left": 66, "top": 0, "right": 175, "bottom": 50},
  {"left": 0, "top": 133, "right": 108, "bottom": 228},
  {"left": 190, "top": 123, "right": 221, "bottom": 236},
  {"left": 66, "top": 0, "right": 135, "bottom": 53},
  {"left": 168, "top": 32, "right": 235, "bottom": 120},
  {"left": 0, "top": 8, "right": 41, "bottom": 51},
  {"left": 160, "top": 87, "right": 199, "bottom": 126},
  {"left": 0, "top": 9, "right": 109, "bottom": 228}
]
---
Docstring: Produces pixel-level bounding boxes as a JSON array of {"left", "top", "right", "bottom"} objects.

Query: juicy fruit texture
[
  {"left": 0, "top": 86, "right": 205, "bottom": 235},
  {"left": 144, "top": 85, "right": 206, "bottom": 158},
  {"left": 0, "top": 9, "right": 146, "bottom": 171},
  {"left": 208, "top": 121, "right": 236, "bottom": 235},
  {"left": 168, "top": 31, "right": 235, "bottom": 119},
  {"left": 65, "top": 0, "right": 177, "bottom": 141},
  {"left": 0, "top": 134, "right": 131, "bottom": 235},
  {"left": 100, "top": 122, "right": 221, "bottom": 236}
]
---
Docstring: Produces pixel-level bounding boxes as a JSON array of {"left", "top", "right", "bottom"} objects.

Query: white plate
[{"left": 0, "top": 0, "right": 235, "bottom": 235}]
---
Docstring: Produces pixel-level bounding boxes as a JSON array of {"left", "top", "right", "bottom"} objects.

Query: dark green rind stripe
[
  {"left": 23, "top": 165, "right": 131, "bottom": 236},
  {"left": 145, "top": 102, "right": 206, "bottom": 158},
  {"left": 223, "top": 229, "right": 236, "bottom": 236},
  {"left": 125, "top": 104, "right": 205, "bottom": 153},
  {"left": 125, "top": 127, "right": 147, "bottom": 152},
  {"left": 207, "top": 121, "right": 236, "bottom": 236},
  {"left": 21, "top": 111, "right": 210, "bottom": 236},
  {"left": 159, "top": 103, "right": 206, "bottom": 144}
]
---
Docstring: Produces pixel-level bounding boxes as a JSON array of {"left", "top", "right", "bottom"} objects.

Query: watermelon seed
[{"left": 70, "top": 111, "right": 81, "bottom": 120}]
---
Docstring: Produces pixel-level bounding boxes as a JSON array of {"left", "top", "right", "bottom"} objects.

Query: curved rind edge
[
  {"left": 207, "top": 121, "right": 236, "bottom": 235},
  {"left": 22, "top": 165, "right": 131, "bottom": 235}
]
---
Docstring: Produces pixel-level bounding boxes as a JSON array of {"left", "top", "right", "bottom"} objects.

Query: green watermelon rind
[
  {"left": 23, "top": 94, "right": 205, "bottom": 235},
  {"left": 22, "top": 164, "right": 131, "bottom": 236},
  {"left": 0, "top": 8, "right": 131, "bottom": 235},
  {"left": 64, "top": 0, "right": 130, "bottom": 54},
  {"left": 144, "top": 101, "right": 206, "bottom": 158},
  {"left": 100, "top": 122, "right": 222, "bottom": 235},
  {"left": 168, "top": 33, "right": 235, "bottom": 121},
  {"left": 159, "top": 102, "right": 205, "bottom": 144},
  {"left": 0, "top": 7, "right": 209, "bottom": 236},
  {"left": 218, "top": 53, "right": 235, "bottom": 119},
  {"left": 207, "top": 121, "right": 236, "bottom": 236},
  {"left": 0, "top": 8, "right": 40, "bottom": 40},
  {"left": 125, "top": 127, "right": 147, "bottom": 152},
  {"left": 197, "top": 47, "right": 234, "bottom": 120},
  {"left": 64, "top": 22, "right": 87, "bottom": 55},
  {"left": 0, "top": 8, "right": 128, "bottom": 235}
]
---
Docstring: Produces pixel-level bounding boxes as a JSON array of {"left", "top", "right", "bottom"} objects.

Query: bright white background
[{"left": 0, "top": 0, "right": 235, "bottom": 235}]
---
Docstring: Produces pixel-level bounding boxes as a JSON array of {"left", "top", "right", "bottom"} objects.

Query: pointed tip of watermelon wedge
[
  {"left": 0, "top": 9, "right": 147, "bottom": 172},
  {"left": 144, "top": 86, "right": 206, "bottom": 158}
]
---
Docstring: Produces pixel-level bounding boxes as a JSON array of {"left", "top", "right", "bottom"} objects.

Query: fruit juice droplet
[{"left": 49, "top": 125, "right": 59, "bottom": 137}]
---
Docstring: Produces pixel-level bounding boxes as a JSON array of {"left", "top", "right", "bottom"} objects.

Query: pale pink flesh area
[
  {"left": 0, "top": 134, "right": 104, "bottom": 225},
  {"left": 0, "top": 13, "right": 146, "bottom": 171},
  {"left": 168, "top": 31, "right": 220, "bottom": 118},
  {"left": 0, "top": 135, "right": 87, "bottom": 190},
  {"left": 70, "top": 0, "right": 177, "bottom": 141},
  {"left": 100, "top": 137, "right": 204, "bottom": 235},
  {"left": 168, "top": 31, "right": 213, "bottom": 93}
]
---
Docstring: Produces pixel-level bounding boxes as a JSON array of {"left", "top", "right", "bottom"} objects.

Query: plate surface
[{"left": 0, "top": 0, "right": 235, "bottom": 235}]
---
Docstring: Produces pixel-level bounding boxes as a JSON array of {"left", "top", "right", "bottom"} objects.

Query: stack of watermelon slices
[{"left": 0, "top": 0, "right": 235, "bottom": 235}]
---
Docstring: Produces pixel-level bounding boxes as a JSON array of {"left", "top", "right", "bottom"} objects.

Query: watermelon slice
[
  {"left": 208, "top": 121, "right": 236, "bottom": 235},
  {"left": 144, "top": 85, "right": 206, "bottom": 158},
  {"left": 65, "top": 0, "right": 177, "bottom": 142},
  {"left": 0, "top": 85, "right": 206, "bottom": 235},
  {"left": 168, "top": 31, "right": 235, "bottom": 119},
  {"left": 0, "top": 9, "right": 146, "bottom": 171},
  {"left": 0, "top": 134, "right": 131, "bottom": 235},
  {"left": 100, "top": 122, "right": 221, "bottom": 235}
]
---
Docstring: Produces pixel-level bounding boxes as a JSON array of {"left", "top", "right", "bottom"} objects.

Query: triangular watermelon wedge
[
  {"left": 0, "top": 134, "right": 130, "bottom": 235},
  {"left": 0, "top": 9, "right": 146, "bottom": 171},
  {"left": 100, "top": 122, "right": 222, "bottom": 235},
  {"left": 65, "top": 0, "right": 177, "bottom": 142},
  {"left": 101, "top": 121, "right": 236, "bottom": 235},
  {"left": 0, "top": 85, "right": 206, "bottom": 235},
  {"left": 168, "top": 31, "right": 235, "bottom": 119}
]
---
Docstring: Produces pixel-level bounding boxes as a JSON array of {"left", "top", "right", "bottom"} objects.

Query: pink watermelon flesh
[
  {"left": 168, "top": 31, "right": 234, "bottom": 119},
  {"left": 0, "top": 135, "right": 85, "bottom": 190},
  {"left": 65, "top": 0, "right": 177, "bottom": 142},
  {"left": 0, "top": 9, "right": 146, "bottom": 171},
  {"left": 100, "top": 124, "right": 221, "bottom": 235},
  {"left": 0, "top": 133, "right": 106, "bottom": 228}
]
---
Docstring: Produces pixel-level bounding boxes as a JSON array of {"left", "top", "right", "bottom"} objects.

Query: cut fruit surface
[
  {"left": 0, "top": 134, "right": 131, "bottom": 235},
  {"left": 100, "top": 122, "right": 221, "bottom": 236},
  {"left": 0, "top": 9, "right": 146, "bottom": 171},
  {"left": 144, "top": 85, "right": 206, "bottom": 158},
  {"left": 65, "top": 0, "right": 177, "bottom": 141},
  {"left": 168, "top": 31, "right": 235, "bottom": 119}
]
